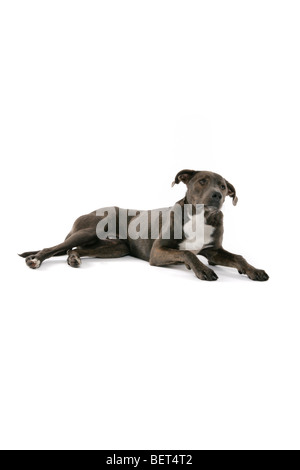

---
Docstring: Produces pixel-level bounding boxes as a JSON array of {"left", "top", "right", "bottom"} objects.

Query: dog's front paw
[
  {"left": 194, "top": 266, "right": 218, "bottom": 281},
  {"left": 246, "top": 269, "right": 269, "bottom": 281},
  {"left": 25, "top": 255, "right": 41, "bottom": 269}
]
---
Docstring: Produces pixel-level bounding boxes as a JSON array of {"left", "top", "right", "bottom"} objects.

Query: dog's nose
[{"left": 211, "top": 191, "right": 222, "bottom": 201}]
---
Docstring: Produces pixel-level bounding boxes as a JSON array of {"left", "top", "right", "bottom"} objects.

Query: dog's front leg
[
  {"left": 150, "top": 243, "right": 218, "bottom": 281},
  {"left": 202, "top": 248, "right": 269, "bottom": 281}
]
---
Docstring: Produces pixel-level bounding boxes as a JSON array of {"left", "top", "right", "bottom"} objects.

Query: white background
[{"left": 0, "top": 0, "right": 299, "bottom": 450}]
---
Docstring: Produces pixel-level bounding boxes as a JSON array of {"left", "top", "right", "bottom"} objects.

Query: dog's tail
[
  {"left": 18, "top": 250, "right": 67, "bottom": 258},
  {"left": 18, "top": 250, "right": 39, "bottom": 258}
]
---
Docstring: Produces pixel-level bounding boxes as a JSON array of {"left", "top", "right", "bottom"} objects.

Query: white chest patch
[{"left": 179, "top": 213, "right": 215, "bottom": 253}]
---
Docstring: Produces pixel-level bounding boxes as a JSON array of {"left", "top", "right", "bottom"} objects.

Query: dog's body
[{"left": 19, "top": 170, "right": 269, "bottom": 281}]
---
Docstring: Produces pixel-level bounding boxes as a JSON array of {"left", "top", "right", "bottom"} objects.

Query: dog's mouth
[{"left": 205, "top": 203, "right": 221, "bottom": 212}]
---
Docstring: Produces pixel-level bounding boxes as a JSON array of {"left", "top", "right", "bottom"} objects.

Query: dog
[{"left": 19, "top": 169, "right": 269, "bottom": 281}]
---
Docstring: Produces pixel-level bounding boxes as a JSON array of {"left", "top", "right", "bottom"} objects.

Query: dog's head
[{"left": 172, "top": 169, "right": 238, "bottom": 209}]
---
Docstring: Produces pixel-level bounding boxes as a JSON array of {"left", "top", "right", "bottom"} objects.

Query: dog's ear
[
  {"left": 172, "top": 169, "right": 197, "bottom": 187},
  {"left": 225, "top": 180, "right": 238, "bottom": 205}
]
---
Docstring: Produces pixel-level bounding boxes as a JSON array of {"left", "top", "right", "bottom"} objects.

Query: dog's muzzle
[{"left": 209, "top": 191, "right": 222, "bottom": 208}]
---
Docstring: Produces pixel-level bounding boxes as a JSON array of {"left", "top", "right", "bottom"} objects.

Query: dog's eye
[
  {"left": 199, "top": 179, "right": 207, "bottom": 185},
  {"left": 220, "top": 184, "right": 226, "bottom": 190}
]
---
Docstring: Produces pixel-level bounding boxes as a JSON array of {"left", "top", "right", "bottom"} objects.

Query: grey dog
[{"left": 19, "top": 169, "right": 269, "bottom": 281}]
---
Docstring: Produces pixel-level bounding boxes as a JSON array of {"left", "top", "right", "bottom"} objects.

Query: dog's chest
[{"left": 179, "top": 214, "right": 215, "bottom": 253}]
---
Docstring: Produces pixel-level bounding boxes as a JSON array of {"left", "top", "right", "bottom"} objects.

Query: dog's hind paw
[
  {"left": 67, "top": 252, "right": 81, "bottom": 268},
  {"left": 26, "top": 256, "right": 41, "bottom": 269}
]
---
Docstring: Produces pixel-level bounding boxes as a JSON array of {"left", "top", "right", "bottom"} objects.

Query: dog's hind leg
[
  {"left": 67, "top": 240, "right": 130, "bottom": 267},
  {"left": 19, "top": 231, "right": 74, "bottom": 260},
  {"left": 24, "top": 228, "right": 98, "bottom": 269}
]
